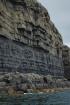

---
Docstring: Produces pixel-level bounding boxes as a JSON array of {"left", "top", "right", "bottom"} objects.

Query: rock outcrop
[
  {"left": 62, "top": 45, "right": 70, "bottom": 80},
  {"left": 0, "top": 72, "right": 69, "bottom": 94},
  {"left": 0, "top": 0, "right": 64, "bottom": 77}
]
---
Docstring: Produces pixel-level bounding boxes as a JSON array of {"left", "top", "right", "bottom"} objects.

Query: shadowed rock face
[
  {"left": 62, "top": 46, "right": 70, "bottom": 80},
  {"left": 0, "top": 0, "right": 64, "bottom": 77}
]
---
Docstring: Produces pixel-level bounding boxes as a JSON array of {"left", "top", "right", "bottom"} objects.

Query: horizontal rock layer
[{"left": 0, "top": 36, "right": 64, "bottom": 77}]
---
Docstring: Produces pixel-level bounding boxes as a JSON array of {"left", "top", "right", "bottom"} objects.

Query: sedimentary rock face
[
  {"left": 62, "top": 46, "right": 70, "bottom": 80},
  {"left": 0, "top": 0, "right": 64, "bottom": 77}
]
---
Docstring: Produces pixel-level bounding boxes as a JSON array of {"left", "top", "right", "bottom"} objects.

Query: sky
[{"left": 38, "top": 0, "right": 70, "bottom": 47}]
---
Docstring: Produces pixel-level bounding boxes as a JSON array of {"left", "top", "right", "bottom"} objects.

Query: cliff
[
  {"left": 62, "top": 45, "right": 70, "bottom": 80},
  {"left": 0, "top": 0, "right": 64, "bottom": 77}
]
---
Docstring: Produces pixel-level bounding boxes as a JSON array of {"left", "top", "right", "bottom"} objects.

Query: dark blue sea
[{"left": 0, "top": 90, "right": 70, "bottom": 105}]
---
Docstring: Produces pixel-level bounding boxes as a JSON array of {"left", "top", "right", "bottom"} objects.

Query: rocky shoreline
[{"left": 0, "top": 72, "right": 70, "bottom": 96}]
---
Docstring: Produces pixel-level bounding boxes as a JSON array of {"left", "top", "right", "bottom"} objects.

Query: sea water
[{"left": 0, "top": 90, "right": 70, "bottom": 105}]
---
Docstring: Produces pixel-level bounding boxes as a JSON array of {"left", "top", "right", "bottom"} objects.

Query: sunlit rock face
[
  {"left": 0, "top": 0, "right": 64, "bottom": 77},
  {"left": 62, "top": 45, "right": 70, "bottom": 80}
]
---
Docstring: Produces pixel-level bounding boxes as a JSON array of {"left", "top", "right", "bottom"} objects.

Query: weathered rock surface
[
  {"left": 62, "top": 45, "right": 70, "bottom": 80},
  {"left": 0, "top": 0, "right": 64, "bottom": 77},
  {"left": 0, "top": 72, "right": 69, "bottom": 94}
]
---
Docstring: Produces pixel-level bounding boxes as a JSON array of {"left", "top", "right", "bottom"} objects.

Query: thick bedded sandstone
[{"left": 0, "top": 0, "right": 64, "bottom": 77}]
